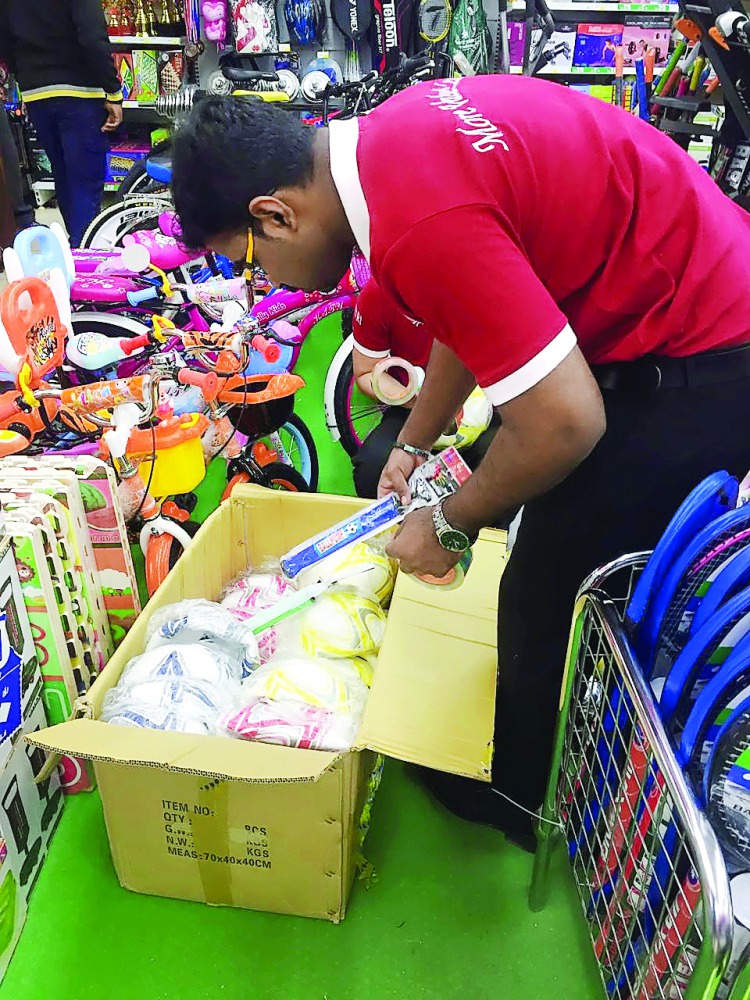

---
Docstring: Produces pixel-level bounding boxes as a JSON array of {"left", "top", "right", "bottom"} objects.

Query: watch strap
[{"left": 392, "top": 441, "right": 431, "bottom": 461}]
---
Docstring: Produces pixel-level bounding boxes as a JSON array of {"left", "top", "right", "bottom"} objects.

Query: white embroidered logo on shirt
[{"left": 427, "top": 79, "right": 509, "bottom": 154}]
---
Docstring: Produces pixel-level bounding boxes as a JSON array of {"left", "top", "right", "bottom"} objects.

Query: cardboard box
[
  {"left": 106, "top": 143, "right": 150, "bottom": 184},
  {"left": 0, "top": 689, "right": 64, "bottom": 982},
  {"left": 0, "top": 536, "right": 41, "bottom": 742},
  {"left": 112, "top": 51, "right": 135, "bottom": 101},
  {"left": 29, "top": 488, "right": 504, "bottom": 922},
  {"left": 132, "top": 50, "right": 159, "bottom": 104},
  {"left": 573, "top": 24, "right": 625, "bottom": 68},
  {"left": 621, "top": 19, "right": 671, "bottom": 67},
  {"left": 158, "top": 51, "right": 184, "bottom": 96}
]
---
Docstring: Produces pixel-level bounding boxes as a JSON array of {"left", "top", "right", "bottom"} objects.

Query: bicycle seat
[
  {"left": 146, "top": 150, "right": 173, "bottom": 184},
  {"left": 122, "top": 229, "right": 198, "bottom": 272},
  {"left": 70, "top": 275, "right": 139, "bottom": 304},
  {"left": 222, "top": 67, "right": 279, "bottom": 83}
]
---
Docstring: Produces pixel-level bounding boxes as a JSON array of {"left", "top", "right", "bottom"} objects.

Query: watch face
[{"left": 439, "top": 528, "right": 470, "bottom": 552}]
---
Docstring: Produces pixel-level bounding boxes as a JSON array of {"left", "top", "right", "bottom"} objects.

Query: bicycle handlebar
[
  {"left": 177, "top": 368, "right": 220, "bottom": 401},
  {"left": 250, "top": 334, "right": 282, "bottom": 363},
  {"left": 127, "top": 285, "right": 162, "bottom": 307}
]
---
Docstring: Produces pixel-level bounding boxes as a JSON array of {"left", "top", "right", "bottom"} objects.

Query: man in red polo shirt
[
  {"left": 351, "top": 278, "right": 498, "bottom": 498},
  {"left": 172, "top": 77, "right": 750, "bottom": 851}
]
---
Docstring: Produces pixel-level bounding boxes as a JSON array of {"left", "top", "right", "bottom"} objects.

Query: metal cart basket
[{"left": 528, "top": 553, "right": 741, "bottom": 1000}]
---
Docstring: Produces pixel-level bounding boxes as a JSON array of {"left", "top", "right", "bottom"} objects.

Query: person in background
[
  {"left": 0, "top": 0, "right": 123, "bottom": 246},
  {"left": 351, "top": 278, "right": 499, "bottom": 499},
  {"left": 0, "top": 106, "right": 34, "bottom": 234}
]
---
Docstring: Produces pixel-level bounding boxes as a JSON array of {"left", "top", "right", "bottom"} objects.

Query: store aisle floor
[{"left": 1, "top": 760, "right": 601, "bottom": 1000}]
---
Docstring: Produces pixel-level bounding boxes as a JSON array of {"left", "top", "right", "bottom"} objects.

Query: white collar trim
[{"left": 328, "top": 118, "right": 371, "bottom": 262}]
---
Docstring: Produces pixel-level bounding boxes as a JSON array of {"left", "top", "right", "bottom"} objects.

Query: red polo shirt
[
  {"left": 353, "top": 279, "right": 433, "bottom": 367},
  {"left": 329, "top": 76, "right": 750, "bottom": 405}
]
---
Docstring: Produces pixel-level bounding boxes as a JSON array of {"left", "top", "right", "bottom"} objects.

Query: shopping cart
[{"left": 528, "top": 553, "right": 739, "bottom": 1000}]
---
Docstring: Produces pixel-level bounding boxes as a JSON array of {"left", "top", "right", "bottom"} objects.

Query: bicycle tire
[
  {"left": 117, "top": 162, "right": 168, "bottom": 199},
  {"left": 222, "top": 471, "right": 250, "bottom": 503},
  {"left": 258, "top": 461, "right": 309, "bottom": 493},
  {"left": 80, "top": 197, "right": 169, "bottom": 249},
  {"left": 274, "top": 415, "right": 319, "bottom": 491},
  {"left": 332, "top": 350, "right": 385, "bottom": 457}
]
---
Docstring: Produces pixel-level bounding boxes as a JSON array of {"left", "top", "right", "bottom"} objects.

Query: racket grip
[{"left": 177, "top": 368, "right": 220, "bottom": 402}]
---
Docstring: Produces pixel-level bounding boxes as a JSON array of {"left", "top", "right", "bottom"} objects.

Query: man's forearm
[{"left": 397, "top": 342, "right": 476, "bottom": 450}]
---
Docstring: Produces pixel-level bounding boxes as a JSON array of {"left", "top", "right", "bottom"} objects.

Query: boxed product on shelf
[
  {"left": 157, "top": 51, "right": 184, "bottom": 96},
  {"left": 0, "top": 685, "right": 63, "bottom": 984},
  {"left": 112, "top": 51, "right": 135, "bottom": 100},
  {"left": 30, "top": 487, "right": 506, "bottom": 923},
  {"left": 621, "top": 18, "right": 672, "bottom": 66},
  {"left": 106, "top": 142, "right": 150, "bottom": 183},
  {"left": 0, "top": 533, "right": 41, "bottom": 745},
  {"left": 573, "top": 23, "right": 625, "bottom": 68},
  {"left": 132, "top": 49, "right": 159, "bottom": 104},
  {"left": 508, "top": 22, "right": 526, "bottom": 67},
  {"left": 541, "top": 26, "right": 576, "bottom": 72}
]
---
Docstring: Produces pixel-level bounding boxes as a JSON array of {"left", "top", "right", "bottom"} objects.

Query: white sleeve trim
[
  {"left": 328, "top": 118, "right": 371, "bottom": 261},
  {"left": 352, "top": 339, "right": 390, "bottom": 359},
  {"left": 482, "top": 325, "right": 578, "bottom": 406}
]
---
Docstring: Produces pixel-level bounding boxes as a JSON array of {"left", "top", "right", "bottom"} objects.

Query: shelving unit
[
  {"left": 510, "top": 64, "right": 638, "bottom": 74},
  {"left": 509, "top": 0, "right": 677, "bottom": 9},
  {"left": 108, "top": 35, "right": 183, "bottom": 47}
]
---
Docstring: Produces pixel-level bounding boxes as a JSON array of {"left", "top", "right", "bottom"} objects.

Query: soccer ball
[
  {"left": 295, "top": 541, "right": 397, "bottom": 607},
  {"left": 435, "top": 386, "right": 492, "bottom": 450},
  {"left": 295, "top": 591, "right": 387, "bottom": 660}
]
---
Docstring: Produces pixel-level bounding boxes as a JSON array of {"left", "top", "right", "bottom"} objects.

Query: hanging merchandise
[
  {"left": 301, "top": 50, "right": 343, "bottom": 100},
  {"left": 201, "top": 0, "right": 229, "bottom": 43},
  {"left": 331, "top": 0, "right": 372, "bottom": 79},
  {"left": 284, "top": 0, "right": 324, "bottom": 47},
  {"left": 447, "top": 0, "right": 491, "bottom": 75},
  {"left": 230, "top": 0, "right": 279, "bottom": 53}
]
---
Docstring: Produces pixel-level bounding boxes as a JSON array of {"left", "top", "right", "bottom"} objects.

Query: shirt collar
[{"left": 328, "top": 118, "right": 371, "bottom": 262}]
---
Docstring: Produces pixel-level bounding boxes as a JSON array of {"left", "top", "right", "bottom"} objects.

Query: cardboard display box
[{"left": 29, "top": 488, "right": 505, "bottom": 922}]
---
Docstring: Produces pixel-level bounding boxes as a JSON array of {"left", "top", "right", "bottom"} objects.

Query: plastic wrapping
[
  {"left": 221, "top": 697, "right": 361, "bottom": 751},
  {"left": 220, "top": 570, "right": 297, "bottom": 663},
  {"left": 240, "top": 654, "right": 369, "bottom": 716},
  {"left": 118, "top": 643, "right": 241, "bottom": 690},
  {"left": 294, "top": 539, "right": 397, "bottom": 608},
  {"left": 101, "top": 676, "right": 240, "bottom": 734},
  {"left": 145, "top": 599, "right": 259, "bottom": 678},
  {"left": 275, "top": 591, "right": 387, "bottom": 661}
]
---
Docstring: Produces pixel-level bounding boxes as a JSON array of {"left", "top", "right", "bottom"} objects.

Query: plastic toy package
[
  {"left": 220, "top": 560, "right": 297, "bottom": 663},
  {"left": 145, "top": 599, "right": 260, "bottom": 678}
]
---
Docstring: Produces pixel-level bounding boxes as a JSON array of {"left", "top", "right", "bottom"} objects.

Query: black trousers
[
  {"left": 352, "top": 406, "right": 500, "bottom": 500},
  {"left": 0, "top": 109, "right": 33, "bottom": 230},
  {"left": 494, "top": 378, "right": 750, "bottom": 818}
]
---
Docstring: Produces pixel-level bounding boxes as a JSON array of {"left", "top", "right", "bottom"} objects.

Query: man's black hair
[{"left": 171, "top": 96, "right": 316, "bottom": 249}]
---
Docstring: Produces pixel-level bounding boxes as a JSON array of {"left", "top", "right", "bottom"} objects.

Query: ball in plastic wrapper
[
  {"left": 146, "top": 600, "right": 259, "bottom": 677},
  {"left": 435, "top": 386, "right": 493, "bottom": 450},
  {"left": 101, "top": 677, "right": 239, "bottom": 734},
  {"left": 295, "top": 541, "right": 397, "bottom": 607},
  {"left": 241, "top": 655, "right": 367, "bottom": 715},
  {"left": 222, "top": 698, "right": 360, "bottom": 751},
  {"left": 221, "top": 573, "right": 295, "bottom": 664},
  {"left": 118, "top": 643, "right": 239, "bottom": 690},
  {"left": 293, "top": 592, "right": 386, "bottom": 660}
]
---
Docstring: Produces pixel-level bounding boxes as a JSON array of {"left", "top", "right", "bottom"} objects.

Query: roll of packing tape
[
  {"left": 370, "top": 357, "right": 424, "bottom": 406},
  {"left": 412, "top": 549, "right": 473, "bottom": 591}
]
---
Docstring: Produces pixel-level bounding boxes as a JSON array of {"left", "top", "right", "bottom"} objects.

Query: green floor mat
[{"left": 1, "top": 762, "right": 601, "bottom": 1000}]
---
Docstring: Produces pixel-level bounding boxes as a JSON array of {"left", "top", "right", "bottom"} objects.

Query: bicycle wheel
[
  {"left": 261, "top": 462, "right": 309, "bottom": 492},
  {"left": 117, "top": 162, "right": 168, "bottom": 199},
  {"left": 332, "top": 351, "right": 385, "bottom": 458},
  {"left": 261, "top": 415, "right": 319, "bottom": 491},
  {"left": 80, "top": 197, "right": 169, "bottom": 249}
]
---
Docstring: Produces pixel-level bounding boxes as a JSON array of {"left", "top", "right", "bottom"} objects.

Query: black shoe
[{"left": 418, "top": 768, "right": 537, "bottom": 854}]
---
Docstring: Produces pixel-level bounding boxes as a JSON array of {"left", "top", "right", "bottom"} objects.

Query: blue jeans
[{"left": 26, "top": 97, "right": 109, "bottom": 246}]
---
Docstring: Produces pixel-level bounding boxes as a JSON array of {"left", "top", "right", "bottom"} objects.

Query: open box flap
[
  {"left": 356, "top": 529, "right": 506, "bottom": 780},
  {"left": 26, "top": 719, "right": 340, "bottom": 783}
]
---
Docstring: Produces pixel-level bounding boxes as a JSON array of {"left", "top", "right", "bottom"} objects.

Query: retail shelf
[
  {"left": 509, "top": 1, "right": 677, "bottom": 8},
  {"left": 123, "top": 100, "right": 159, "bottom": 109},
  {"left": 108, "top": 35, "right": 183, "bottom": 46},
  {"left": 511, "top": 64, "right": 638, "bottom": 74}
]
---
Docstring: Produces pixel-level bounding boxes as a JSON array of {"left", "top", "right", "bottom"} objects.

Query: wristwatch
[{"left": 432, "top": 501, "right": 475, "bottom": 553}]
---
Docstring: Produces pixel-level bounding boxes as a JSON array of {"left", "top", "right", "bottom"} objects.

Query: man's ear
[{"left": 249, "top": 195, "right": 297, "bottom": 237}]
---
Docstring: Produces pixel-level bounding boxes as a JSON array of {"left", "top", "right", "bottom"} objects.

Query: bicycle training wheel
[{"left": 332, "top": 351, "right": 386, "bottom": 458}]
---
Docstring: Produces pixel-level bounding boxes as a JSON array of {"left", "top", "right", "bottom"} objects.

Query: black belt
[{"left": 592, "top": 343, "right": 750, "bottom": 393}]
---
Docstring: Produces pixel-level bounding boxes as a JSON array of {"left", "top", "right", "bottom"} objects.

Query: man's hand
[
  {"left": 102, "top": 101, "right": 123, "bottom": 133},
  {"left": 386, "top": 507, "right": 462, "bottom": 578},
  {"left": 377, "top": 448, "right": 425, "bottom": 503}
]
